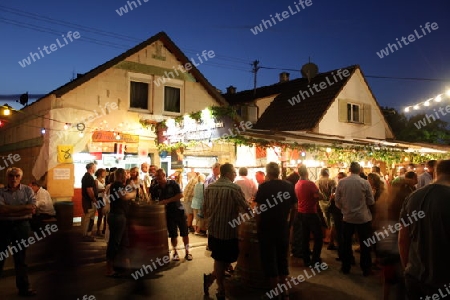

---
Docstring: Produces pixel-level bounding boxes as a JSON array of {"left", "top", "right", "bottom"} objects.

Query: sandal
[
  {"left": 185, "top": 253, "right": 193, "bottom": 261},
  {"left": 172, "top": 253, "right": 180, "bottom": 261}
]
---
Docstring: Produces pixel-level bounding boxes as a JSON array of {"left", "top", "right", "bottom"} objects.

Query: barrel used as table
[
  {"left": 127, "top": 202, "right": 169, "bottom": 270},
  {"left": 234, "top": 217, "right": 270, "bottom": 290},
  {"left": 53, "top": 201, "right": 74, "bottom": 231}
]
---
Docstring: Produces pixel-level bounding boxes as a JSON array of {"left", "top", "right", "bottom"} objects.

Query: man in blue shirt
[
  {"left": 0, "top": 167, "right": 37, "bottom": 297},
  {"left": 204, "top": 163, "right": 221, "bottom": 188}
]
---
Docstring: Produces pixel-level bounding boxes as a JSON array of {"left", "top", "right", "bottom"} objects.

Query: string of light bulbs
[{"left": 404, "top": 89, "right": 450, "bottom": 112}]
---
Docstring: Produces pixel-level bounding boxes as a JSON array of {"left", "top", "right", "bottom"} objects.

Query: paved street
[{"left": 0, "top": 228, "right": 385, "bottom": 300}]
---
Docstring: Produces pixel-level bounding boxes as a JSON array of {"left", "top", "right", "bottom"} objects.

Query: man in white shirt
[
  {"left": 30, "top": 181, "right": 55, "bottom": 231},
  {"left": 30, "top": 182, "right": 55, "bottom": 216},
  {"left": 234, "top": 167, "right": 257, "bottom": 205},
  {"left": 335, "top": 162, "right": 375, "bottom": 276}
]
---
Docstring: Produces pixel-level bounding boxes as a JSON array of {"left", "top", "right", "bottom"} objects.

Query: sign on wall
[
  {"left": 53, "top": 168, "right": 71, "bottom": 180},
  {"left": 92, "top": 131, "right": 139, "bottom": 143},
  {"left": 57, "top": 145, "right": 74, "bottom": 163}
]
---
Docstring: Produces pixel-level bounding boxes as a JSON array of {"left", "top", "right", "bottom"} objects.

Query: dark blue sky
[{"left": 1, "top": 0, "right": 449, "bottom": 116}]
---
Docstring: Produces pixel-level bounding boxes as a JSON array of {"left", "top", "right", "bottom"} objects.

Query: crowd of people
[
  {"left": 200, "top": 159, "right": 449, "bottom": 300},
  {"left": 79, "top": 162, "right": 195, "bottom": 277},
  {"left": 1, "top": 158, "right": 448, "bottom": 299}
]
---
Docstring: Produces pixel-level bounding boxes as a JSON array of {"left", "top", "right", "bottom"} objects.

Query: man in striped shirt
[{"left": 203, "top": 163, "right": 249, "bottom": 299}]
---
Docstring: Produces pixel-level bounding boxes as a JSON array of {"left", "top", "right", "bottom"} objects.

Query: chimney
[
  {"left": 226, "top": 86, "right": 236, "bottom": 94},
  {"left": 279, "top": 72, "right": 290, "bottom": 83}
]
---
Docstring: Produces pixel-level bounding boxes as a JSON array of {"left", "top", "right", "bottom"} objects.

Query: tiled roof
[{"left": 225, "top": 65, "right": 359, "bottom": 131}]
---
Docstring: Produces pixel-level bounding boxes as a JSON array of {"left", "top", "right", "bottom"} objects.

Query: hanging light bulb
[
  {"left": 446, "top": 90, "right": 450, "bottom": 97},
  {"left": 116, "top": 133, "right": 121, "bottom": 140},
  {"left": 3, "top": 106, "right": 11, "bottom": 116},
  {"left": 413, "top": 105, "right": 420, "bottom": 110},
  {"left": 79, "top": 131, "right": 84, "bottom": 137},
  {"left": 404, "top": 107, "right": 410, "bottom": 112},
  {"left": 41, "top": 128, "right": 46, "bottom": 134},
  {"left": 64, "top": 123, "right": 69, "bottom": 130},
  {"left": 423, "top": 98, "right": 432, "bottom": 106},
  {"left": 435, "top": 94, "right": 442, "bottom": 102},
  {"left": 326, "top": 147, "right": 332, "bottom": 153}
]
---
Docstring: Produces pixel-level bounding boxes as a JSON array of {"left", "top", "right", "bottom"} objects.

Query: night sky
[{"left": 1, "top": 0, "right": 449, "bottom": 118}]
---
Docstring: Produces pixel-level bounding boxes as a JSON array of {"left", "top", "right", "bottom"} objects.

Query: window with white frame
[
  {"left": 347, "top": 103, "right": 361, "bottom": 123},
  {"left": 130, "top": 81, "right": 149, "bottom": 110},
  {"left": 164, "top": 86, "right": 181, "bottom": 114}
]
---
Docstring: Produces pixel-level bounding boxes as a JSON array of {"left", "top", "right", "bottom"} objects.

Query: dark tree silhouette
[{"left": 381, "top": 107, "right": 450, "bottom": 144}]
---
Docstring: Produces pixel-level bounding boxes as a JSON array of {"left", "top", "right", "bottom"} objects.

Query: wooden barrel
[
  {"left": 53, "top": 201, "right": 74, "bottom": 231},
  {"left": 127, "top": 202, "right": 169, "bottom": 270},
  {"left": 234, "top": 217, "right": 270, "bottom": 290}
]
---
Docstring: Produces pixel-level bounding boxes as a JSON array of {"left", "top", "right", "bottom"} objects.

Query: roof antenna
[{"left": 301, "top": 57, "right": 319, "bottom": 84}]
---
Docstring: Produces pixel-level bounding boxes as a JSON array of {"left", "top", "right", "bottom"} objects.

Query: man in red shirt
[{"left": 295, "top": 165, "right": 323, "bottom": 267}]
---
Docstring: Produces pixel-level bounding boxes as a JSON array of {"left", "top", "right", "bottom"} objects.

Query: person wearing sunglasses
[{"left": 0, "top": 167, "right": 37, "bottom": 297}]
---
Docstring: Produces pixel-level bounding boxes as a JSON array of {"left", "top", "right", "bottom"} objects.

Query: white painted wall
[
  {"left": 59, "top": 40, "right": 219, "bottom": 119},
  {"left": 316, "top": 69, "right": 394, "bottom": 139},
  {"left": 27, "top": 39, "right": 221, "bottom": 179}
]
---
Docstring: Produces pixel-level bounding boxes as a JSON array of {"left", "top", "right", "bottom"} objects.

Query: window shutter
[
  {"left": 364, "top": 104, "right": 372, "bottom": 125},
  {"left": 338, "top": 99, "right": 347, "bottom": 122}
]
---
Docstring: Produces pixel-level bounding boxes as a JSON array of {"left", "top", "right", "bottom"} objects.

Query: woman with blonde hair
[
  {"left": 368, "top": 172, "right": 388, "bottom": 230},
  {"left": 191, "top": 173, "right": 206, "bottom": 235},
  {"left": 316, "top": 168, "right": 337, "bottom": 250}
]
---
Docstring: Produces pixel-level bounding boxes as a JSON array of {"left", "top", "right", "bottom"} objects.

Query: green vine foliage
[
  {"left": 189, "top": 111, "right": 202, "bottom": 122},
  {"left": 210, "top": 106, "right": 238, "bottom": 119},
  {"left": 152, "top": 106, "right": 239, "bottom": 151},
  {"left": 149, "top": 106, "right": 447, "bottom": 164}
]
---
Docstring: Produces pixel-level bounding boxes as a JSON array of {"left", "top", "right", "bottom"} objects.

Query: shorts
[
  {"left": 208, "top": 236, "right": 239, "bottom": 264},
  {"left": 183, "top": 201, "right": 193, "bottom": 215},
  {"left": 166, "top": 209, "right": 189, "bottom": 238}
]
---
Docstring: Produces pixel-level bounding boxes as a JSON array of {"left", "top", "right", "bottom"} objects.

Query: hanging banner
[{"left": 157, "top": 116, "right": 236, "bottom": 144}]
